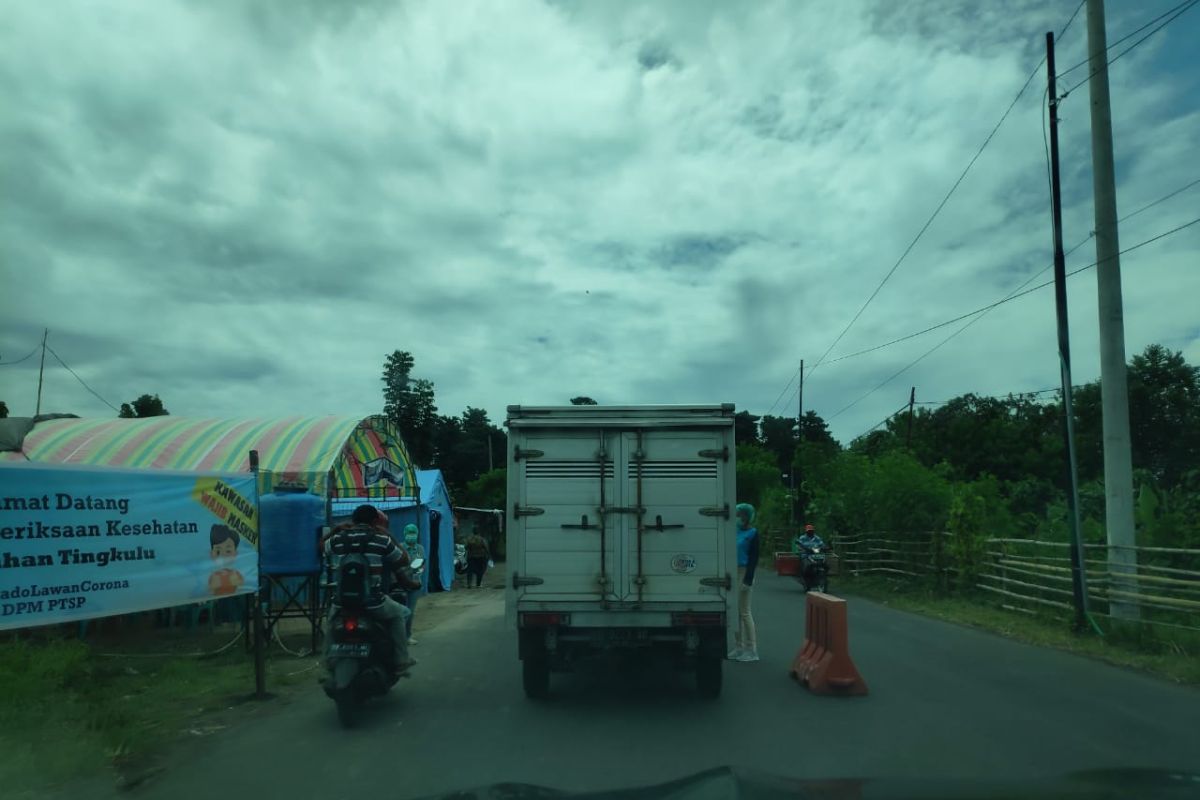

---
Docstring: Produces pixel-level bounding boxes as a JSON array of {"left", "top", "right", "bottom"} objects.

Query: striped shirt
[{"left": 324, "top": 524, "right": 408, "bottom": 594}]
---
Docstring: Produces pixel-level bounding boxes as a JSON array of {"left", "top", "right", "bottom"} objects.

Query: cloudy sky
[{"left": 2, "top": 0, "right": 1197, "bottom": 445}]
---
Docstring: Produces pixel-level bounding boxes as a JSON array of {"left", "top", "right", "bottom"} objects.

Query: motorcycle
[
  {"left": 798, "top": 545, "right": 829, "bottom": 594},
  {"left": 323, "top": 557, "right": 424, "bottom": 728}
]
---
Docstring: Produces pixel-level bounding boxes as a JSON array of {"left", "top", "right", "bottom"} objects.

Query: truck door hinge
[
  {"left": 647, "top": 515, "right": 685, "bottom": 532},
  {"left": 561, "top": 514, "right": 597, "bottom": 530},
  {"left": 513, "top": 446, "right": 545, "bottom": 462},
  {"left": 698, "top": 447, "right": 729, "bottom": 461},
  {"left": 699, "top": 504, "right": 730, "bottom": 519},
  {"left": 700, "top": 574, "right": 732, "bottom": 590},
  {"left": 512, "top": 573, "right": 545, "bottom": 588},
  {"left": 514, "top": 504, "right": 545, "bottom": 518}
]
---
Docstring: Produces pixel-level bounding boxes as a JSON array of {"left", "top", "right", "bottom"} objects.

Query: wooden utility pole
[
  {"left": 34, "top": 329, "right": 48, "bottom": 416},
  {"left": 796, "top": 359, "right": 805, "bottom": 527},
  {"left": 1086, "top": 0, "right": 1138, "bottom": 619},
  {"left": 1047, "top": 32, "right": 1091, "bottom": 631},
  {"left": 905, "top": 387, "right": 916, "bottom": 448}
]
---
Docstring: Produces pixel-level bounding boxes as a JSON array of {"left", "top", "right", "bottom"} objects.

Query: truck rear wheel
[
  {"left": 696, "top": 655, "right": 722, "bottom": 699},
  {"left": 523, "top": 656, "right": 550, "bottom": 699}
]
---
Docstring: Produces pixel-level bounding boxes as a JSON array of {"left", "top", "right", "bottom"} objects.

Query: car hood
[{"left": 412, "top": 765, "right": 1200, "bottom": 800}]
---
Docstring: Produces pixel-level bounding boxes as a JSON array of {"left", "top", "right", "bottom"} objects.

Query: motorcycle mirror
[{"left": 410, "top": 558, "right": 425, "bottom": 572}]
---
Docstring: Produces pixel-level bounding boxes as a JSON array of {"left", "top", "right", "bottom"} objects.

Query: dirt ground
[{"left": 270, "top": 561, "right": 508, "bottom": 647}]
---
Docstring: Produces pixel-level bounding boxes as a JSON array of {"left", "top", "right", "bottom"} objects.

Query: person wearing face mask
[
  {"left": 729, "top": 502, "right": 760, "bottom": 662},
  {"left": 401, "top": 523, "right": 426, "bottom": 645}
]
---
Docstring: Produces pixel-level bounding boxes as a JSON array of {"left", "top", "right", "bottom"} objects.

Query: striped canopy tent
[{"left": 0, "top": 414, "right": 417, "bottom": 500}]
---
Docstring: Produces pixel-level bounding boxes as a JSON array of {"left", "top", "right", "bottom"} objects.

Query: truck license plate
[{"left": 329, "top": 643, "right": 371, "bottom": 657}]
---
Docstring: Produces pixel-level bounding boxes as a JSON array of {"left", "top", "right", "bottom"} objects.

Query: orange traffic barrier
[
  {"left": 790, "top": 592, "right": 868, "bottom": 696},
  {"left": 775, "top": 551, "right": 801, "bottom": 577}
]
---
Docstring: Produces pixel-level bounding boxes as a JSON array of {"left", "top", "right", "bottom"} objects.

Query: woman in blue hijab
[
  {"left": 731, "top": 502, "right": 759, "bottom": 662},
  {"left": 401, "top": 524, "right": 425, "bottom": 646}
]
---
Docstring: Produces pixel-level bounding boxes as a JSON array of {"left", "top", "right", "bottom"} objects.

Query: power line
[
  {"left": 1059, "top": 0, "right": 1087, "bottom": 40},
  {"left": 827, "top": 214, "right": 1200, "bottom": 421},
  {"left": 768, "top": 1, "right": 1193, "bottom": 419},
  {"left": 766, "top": 56, "right": 1052, "bottom": 417},
  {"left": 1120, "top": 176, "right": 1200, "bottom": 224},
  {"left": 0, "top": 345, "right": 40, "bottom": 366},
  {"left": 849, "top": 402, "right": 911, "bottom": 443},
  {"left": 916, "top": 387, "right": 1068, "bottom": 405},
  {"left": 1057, "top": 0, "right": 1198, "bottom": 78},
  {"left": 1060, "top": 0, "right": 1199, "bottom": 97},
  {"left": 811, "top": 60, "right": 1046, "bottom": 374},
  {"left": 44, "top": 345, "right": 120, "bottom": 413},
  {"left": 822, "top": 181, "right": 1200, "bottom": 368}
]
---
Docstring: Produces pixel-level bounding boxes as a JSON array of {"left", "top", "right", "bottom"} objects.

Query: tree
[
  {"left": 734, "top": 411, "right": 761, "bottom": 446},
  {"left": 433, "top": 407, "right": 504, "bottom": 495},
  {"left": 381, "top": 351, "right": 438, "bottom": 467},
  {"left": 760, "top": 415, "right": 797, "bottom": 473},
  {"left": 736, "top": 444, "right": 779, "bottom": 511},
  {"left": 118, "top": 394, "right": 168, "bottom": 418},
  {"left": 1127, "top": 344, "right": 1200, "bottom": 488},
  {"left": 570, "top": 396, "right": 598, "bottom": 405},
  {"left": 462, "top": 468, "right": 506, "bottom": 510},
  {"left": 0, "top": 401, "right": 8, "bottom": 419}
]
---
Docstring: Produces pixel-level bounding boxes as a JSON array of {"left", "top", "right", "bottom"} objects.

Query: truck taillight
[
  {"left": 521, "top": 612, "right": 569, "bottom": 627},
  {"left": 672, "top": 612, "right": 724, "bottom": 627}
]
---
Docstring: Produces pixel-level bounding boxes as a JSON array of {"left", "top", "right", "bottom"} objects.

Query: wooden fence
[{"left": 831, "top": 532, "right": 1200, "bottom": 633}]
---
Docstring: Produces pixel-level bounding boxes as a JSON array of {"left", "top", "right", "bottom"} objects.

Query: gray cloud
[{"left": 1, "top": 0, "right": 1196, "bottom": 445}]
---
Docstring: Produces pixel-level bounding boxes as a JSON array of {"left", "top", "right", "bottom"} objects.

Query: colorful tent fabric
[{"left": 0, "top": 415, "right": 417, "bottom": 499}]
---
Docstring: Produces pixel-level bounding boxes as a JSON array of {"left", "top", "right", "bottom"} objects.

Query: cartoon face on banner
[{"left": 207, "top": 524, "right": 245, "bottom": 596}]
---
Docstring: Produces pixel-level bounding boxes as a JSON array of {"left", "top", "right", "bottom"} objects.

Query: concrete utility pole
[{"left": 1086, "top": 0, "right": 1138, "bottom": 618}]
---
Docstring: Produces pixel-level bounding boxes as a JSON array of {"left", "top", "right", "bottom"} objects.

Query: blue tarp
[{"left": 330, "top": 469, "right": 455, "bottom": 593}]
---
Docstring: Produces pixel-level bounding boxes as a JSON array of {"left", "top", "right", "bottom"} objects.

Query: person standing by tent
[
  {"left": 729, "top": 502, "right": 760, "bottom": 662},
  {"left": 401, "top": 524, "right": 425, "bottom": 645},
  {"left": 465, "top": 531, "right": 490, "bottom": 588}
]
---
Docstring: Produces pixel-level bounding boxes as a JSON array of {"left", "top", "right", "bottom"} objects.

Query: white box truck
[{"left": 505, "top": 404, "right": 737, "bottom": 698}]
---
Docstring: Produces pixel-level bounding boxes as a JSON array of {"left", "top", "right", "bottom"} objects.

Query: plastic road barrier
[{"left": 789, "top": 592, "right": 868, "bottom": 696}]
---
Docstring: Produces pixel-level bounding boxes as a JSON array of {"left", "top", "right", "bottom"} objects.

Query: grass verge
[
  {"left": 0, "top": 627, "right": 318, "bottom": 798},
  {"left": 837, "top": 574, "right": 1200, "bottom": 686}
]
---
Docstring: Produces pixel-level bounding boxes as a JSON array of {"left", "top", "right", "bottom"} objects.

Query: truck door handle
[
  {"left": 512, "top": 573, "right": 545, "bottom": 588},
  {"left": 599, "top": 506, "right": 643, "bottom": 515},
  {"left": 647, "top": 515, "right": 684, "bottom": 532},
  {"left": 561, "top": 515, "right": 597, "bottom": 530},
  {"left": 514, "top": 504, "right": 545, "bottom": 518},
  {"left": 700, "top": 574, "right": 732, "bottom": 590}
]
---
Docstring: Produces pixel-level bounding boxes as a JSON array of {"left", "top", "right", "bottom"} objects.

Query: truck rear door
[
  {"left": 617, "top": 430, "right": 729, "bottom": 604},
  {"left": 516, "top": 430, "right": 617, "bottom": 600}
]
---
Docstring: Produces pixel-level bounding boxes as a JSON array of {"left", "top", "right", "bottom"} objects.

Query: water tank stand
[{"left": 261, "top": 572, "right": 322, "bottom": 654}]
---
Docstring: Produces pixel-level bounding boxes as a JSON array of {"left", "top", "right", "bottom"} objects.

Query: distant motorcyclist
[
  {"left": 793, "top": 523, "right": 825, "bottom": 555},
  {"left": 324, "top": 505, "right": 420, "bottom": 675},
  {"left": 793, "top": 524, "right": 826, "bottom": 590}
]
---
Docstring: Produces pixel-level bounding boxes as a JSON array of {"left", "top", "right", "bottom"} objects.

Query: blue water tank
[{"left": 259, "top": 486, "right": 325, "bottom": 575}]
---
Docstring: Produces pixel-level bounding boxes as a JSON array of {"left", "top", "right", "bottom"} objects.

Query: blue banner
[{"left": 0, "top": 463, "right": 259, "bottom": 631}]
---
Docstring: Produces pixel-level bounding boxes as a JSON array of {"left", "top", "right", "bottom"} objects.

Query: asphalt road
[{"left": 113, "top": 574, "right": 1199, "bottom": 799}]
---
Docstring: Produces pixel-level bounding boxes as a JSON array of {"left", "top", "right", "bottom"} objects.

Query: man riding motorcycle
[
  {"left": 324, "top": 504, "right": 420, "bottom": 676},
  {"left": 792, "top": 524, "right": 826, "bottom": 590}
]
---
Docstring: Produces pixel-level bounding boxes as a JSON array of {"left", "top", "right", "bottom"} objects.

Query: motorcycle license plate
[{"left": 329, "top": 643, "right": 371, "bottom": 657}]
